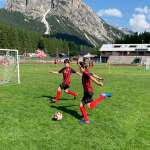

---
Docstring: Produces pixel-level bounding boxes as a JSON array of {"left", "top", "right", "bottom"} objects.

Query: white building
[{"left": 100, "top": 44, "right": 150, "bottom": 64}]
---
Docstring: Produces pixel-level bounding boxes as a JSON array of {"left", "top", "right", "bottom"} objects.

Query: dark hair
[
  {"left": 79, "top": 61, "right": 88, "bottom": 69},
  {"left": 64, "top": 59, "right": 70, "bottom": 64}
]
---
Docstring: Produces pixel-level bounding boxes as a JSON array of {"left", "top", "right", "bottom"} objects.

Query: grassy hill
[
  {"left": 0, "top": 9, "right": 95, "bottom": 55},
  {"left": 0, "top": 9, "right": 45, "bottom": 33},
  {"left": 0, "top": 9, "right": 94, "bottom": 46}
]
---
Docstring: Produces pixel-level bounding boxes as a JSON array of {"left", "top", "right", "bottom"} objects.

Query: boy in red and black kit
[
  {"left": 49, "top": 59, "right": 81, "bottom": 102},
  {"left": 79, "top": 62, "right": 112, "bottom": 124}
]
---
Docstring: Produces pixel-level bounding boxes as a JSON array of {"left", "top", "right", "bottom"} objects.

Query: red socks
[
  {"left": 55, "top": 88, "right": 77, "bottom": 101},
  {"left": 65, "top": 90, "right": 77, "bottom": 97},
  {"left": 55, "top": 88, "right": 61, "bottom": 101},
  {"left": 89, "top": 95, "right": 106, "bottom": 110},
  {"left": 80, "top": 105, "right": 89, "bottom": 121}
]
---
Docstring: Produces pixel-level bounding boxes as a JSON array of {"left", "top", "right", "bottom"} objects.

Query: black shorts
[
  {"left": 60, "top": 83, "right": 70, "bottom": 90},
  {"left": 82, "top": 92, "right": 94, "bottom": 105}
]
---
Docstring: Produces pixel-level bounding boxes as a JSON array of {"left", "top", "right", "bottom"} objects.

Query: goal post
[
  {"left": 145, "top": 57, "right": 150, "bottom": 71},
  {"left": 0, "top": 49, "right": 20, "bottom": 85}
]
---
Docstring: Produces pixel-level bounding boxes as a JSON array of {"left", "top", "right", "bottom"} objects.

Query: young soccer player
[
  {"left": 49, "top": 59, "right": 81, "bottom": 102},
  {"left": 79, "top": 62, "right": 112, "bottom": 124}
]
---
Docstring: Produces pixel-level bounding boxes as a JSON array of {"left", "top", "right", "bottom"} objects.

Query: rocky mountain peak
[{"left": 6, "top": 0, "right": 124, "bottom": 46}]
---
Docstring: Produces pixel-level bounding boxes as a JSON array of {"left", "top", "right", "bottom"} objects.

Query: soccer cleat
[
  {"left": 51, "top": 97, "right": 59, "bottom": 103},
  {"left": 80, "top": 119, "right": 90, "bottom": 124},
  {"left": 101, "top": 92, "right": 112, "bottom": 98},
  {"left": 74, "top": 96, "right": 77, "bottom": 100}
]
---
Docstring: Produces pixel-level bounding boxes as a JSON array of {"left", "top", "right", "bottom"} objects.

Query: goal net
[{"left": 0, "top": 49, "right": 20, "bottom": 85}]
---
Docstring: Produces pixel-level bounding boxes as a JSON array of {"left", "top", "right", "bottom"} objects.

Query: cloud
[
  {"left": 129, "top": 14, "right": 150, "bottom": 32},
  {"left": 97, "top": 8, "right": 123, "bottom": 18},
  {"left": 129, "top": 6, "right": 150, "bottom": 32},
  {"left": 135, "top": 6, "right": 150, "bottom": 14}
]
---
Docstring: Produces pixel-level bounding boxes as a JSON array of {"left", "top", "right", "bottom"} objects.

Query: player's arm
[
  {"left": 49, "top": 67, "right": 65, "bottom": 74},
  {"left": 71, "top": 68, "right": 82, "bottom": 77},
  {"left": 92, "top": 73, "right": 104, "bottom": 81},
  {"left": 49, "top": 70, "right": 59, "bottom": 74},
  {"left": 76, "top": 71, "right": 82, "bottom": 77},
  {"left": 90, "top": 75, "right": 103, "bottom": 87},
  {"left": 58, "top": 67, "right": 65, "bottom": 73}
]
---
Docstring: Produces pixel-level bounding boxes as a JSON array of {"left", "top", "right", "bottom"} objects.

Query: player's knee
[
  {"left": 87, "top": 103, "right": 91, "bottom": 108},
  {"left": 65, "top": 89, "right": 68, "bottom": 93},
  {"left": 80, "top": 103, "right": 84, "bottom": 107},
  {"left": 58, "top": 87, "right": 61, "bottom": 91}
]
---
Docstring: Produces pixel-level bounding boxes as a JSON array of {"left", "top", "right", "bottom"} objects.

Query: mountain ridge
[{"left": 5, "top": 0, "right": 124, "bottom": 46}]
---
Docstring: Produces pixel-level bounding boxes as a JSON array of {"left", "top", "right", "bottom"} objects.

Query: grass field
[{"left": 0, "top": 64, "right": 149, "bottom": 150}]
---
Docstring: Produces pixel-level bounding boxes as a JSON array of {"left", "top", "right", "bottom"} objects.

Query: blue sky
[
  {"left": 84, "top": 0, "right": 150, "bottom": 32},
  {"left": 0, "top": 0, "right": 5, "bottom": 8},
  {"left": 0, "top": 0, "right": 150, "bottom": 32}
]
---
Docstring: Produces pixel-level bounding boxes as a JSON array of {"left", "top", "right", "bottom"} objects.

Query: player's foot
[
  {"left": 101, "top": 92, "right": 112, "bottom": 98},
  {"left": 74, "top": 96, "right": 77, "bottom": 100},
  {"left": 73, "top": 93, "right": 78, "bottom": 100},
  {"left": 80, "top": 119, "right": 90, "bottom": 124},
  {"left": 51, "top": 97, "right": 59, "bottom": 103}
]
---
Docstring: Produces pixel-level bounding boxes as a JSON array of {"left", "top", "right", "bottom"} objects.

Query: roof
[
  {"left": 100, "top": 44, "right": 150, "bottom": 52},
  {"left": 83, "top": 53, "right": 97, "bottom": 58}
]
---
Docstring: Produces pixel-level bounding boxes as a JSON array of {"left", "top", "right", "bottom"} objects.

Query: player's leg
[
  {"left": 88, "top": 93, "right": 112, "bottom": 110},
  {"left": 65, "top": 87, "right": 77, "bottom": 99},
  {"left": 80, "top": 92, "right": 93, "bottom": 124},
  {"left": 80, "top": 103, "right": 90, "bottom": 124},
  {"left": 53, "top": 85, "right": 62, "bottom": 101}
]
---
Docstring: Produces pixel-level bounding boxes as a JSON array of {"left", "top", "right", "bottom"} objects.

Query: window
[
  {"left": 114, "top": 45, "right": 121, "bottom": 48},
  {"left": 129, "top": 45, "right": 136, "bottom": 48}
]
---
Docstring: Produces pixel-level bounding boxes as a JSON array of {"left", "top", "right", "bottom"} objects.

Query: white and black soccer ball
[{"left": 53, "top": 112, "right": 63, "bottom": 121}]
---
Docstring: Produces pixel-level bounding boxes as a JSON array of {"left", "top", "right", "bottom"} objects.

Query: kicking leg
[{"left": 88, "top": 93, "right": 112, "bottom": 110}]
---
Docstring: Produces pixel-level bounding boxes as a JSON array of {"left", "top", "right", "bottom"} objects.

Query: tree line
[
  {"left": 0, "top": 22, "right": 93, "bottom": 56},
  {"left": 115, "top": 32, "right": 150, "bottom": 44}
]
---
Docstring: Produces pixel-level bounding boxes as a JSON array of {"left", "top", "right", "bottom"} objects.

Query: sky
[
  {"left": 0, "top": 0, "right": 150, "bottom": 32},
  {"left": 84, "top": 0, "right": 150, "bottom": 32},
  {"left": 0, "top": 0, "right": 5, "bottom": 8}
]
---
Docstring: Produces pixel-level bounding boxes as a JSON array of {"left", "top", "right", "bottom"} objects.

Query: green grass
[{"left": 0, "top": 64, "right": 149, "bottom": 150}]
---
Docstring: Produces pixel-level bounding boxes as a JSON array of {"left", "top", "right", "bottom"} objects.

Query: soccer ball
[{"left": 53, "top": 112, "right": 63, "bottom": 121}]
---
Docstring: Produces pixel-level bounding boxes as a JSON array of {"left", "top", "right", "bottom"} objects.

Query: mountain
[
  {"left": 5, "top": 0, "right": 124, "bottom": 46},
  {"left": 118, "top": 27, "right": 133, "bottom": 35}
]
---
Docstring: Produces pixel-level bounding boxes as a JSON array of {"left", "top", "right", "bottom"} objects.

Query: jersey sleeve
[
  {"left": 58, "top": 67, "right": 65, "bottom": 73},
  {"left": 84, "top": 71, "right": 91, "bottom": 78},
  {"left": 71, "top": 68, "right": 76, "bottom": 73}
]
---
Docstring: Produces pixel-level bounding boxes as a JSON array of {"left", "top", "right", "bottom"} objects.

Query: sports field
[{"left": 0, "top": 64, "right": 149, "bottom": 150}]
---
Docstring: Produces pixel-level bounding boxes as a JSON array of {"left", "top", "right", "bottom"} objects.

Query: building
[{"left": 100, "top": 44, "right": 150, "bottom": 64}]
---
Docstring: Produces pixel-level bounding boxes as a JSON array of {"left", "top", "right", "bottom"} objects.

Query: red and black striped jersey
[
  {"left": 82, "top": 69, "right": 94, "bottom": 93},
  {"left": 59, "top": 67, "right": 76, "bottom": 86}
]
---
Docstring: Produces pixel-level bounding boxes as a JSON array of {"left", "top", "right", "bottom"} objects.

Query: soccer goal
[
  {"left": 145, "top": 57, "right": 150, "bottom": 71},
  {"left": 0, "top": 49, "right": 20, "bottom": 85}
]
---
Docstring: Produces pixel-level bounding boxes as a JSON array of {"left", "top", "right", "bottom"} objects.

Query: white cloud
[
  {"left": 135, "top": 6, "right": 150, "bottom": 14},
  {"left": 129, "top": 6, "right": 150, "bottom": 32},
  {"left": 97, "top": 8, "right": 123, "bottom": 18},
  {"left": 129, "top": 14, "right": 150, "bottom": 32}
]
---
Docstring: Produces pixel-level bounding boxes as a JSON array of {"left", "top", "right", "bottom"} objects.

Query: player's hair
[
  {"left": 79, "top": 61, "right": 88, "bottom": 69},
  {"left": 64, "top": 59, "right": 70, "bottom": 64}
]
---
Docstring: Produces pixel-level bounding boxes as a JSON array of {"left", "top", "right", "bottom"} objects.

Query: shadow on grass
[
  {"left": 42, "top": 95, "right": 53, "bottom": 99},
  {"left": 51, "top": 105, "right": 82, "bottom": 120},
  {"left": 41, "top": 95, "right": 74, "bottom": 102}
]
